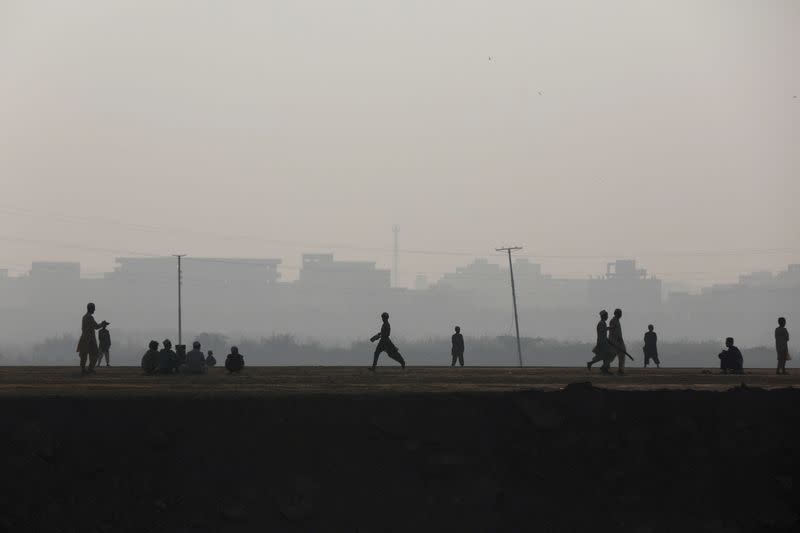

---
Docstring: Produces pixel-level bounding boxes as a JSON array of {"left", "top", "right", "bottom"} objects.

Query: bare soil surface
[
  {"left": 1, "top": 367, "right": 797, "bottom": 532},
  {"left": 0, "top": 366, "right": 798, "bottom": 396}
]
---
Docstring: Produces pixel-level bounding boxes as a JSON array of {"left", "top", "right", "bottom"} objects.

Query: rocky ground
[{"left": 0, "top": 368, "right": 797, "bottom": 532}]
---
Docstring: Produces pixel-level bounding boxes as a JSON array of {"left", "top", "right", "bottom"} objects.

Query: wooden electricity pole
[
  {"left": 173, "top": 254, "right": 186, "bottom": 345},
  {"left": 496, "top": 246, "right": 523, "bottom": 367}
]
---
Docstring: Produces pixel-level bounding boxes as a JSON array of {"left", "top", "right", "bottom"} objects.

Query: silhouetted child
[
  {"left": 368, "top": 312, "right": 406, "bottom": 371},
  {"left": 451, "top": 326, "right": 465, "bottom": 367},
  {"left": 225, "top": 346, "right": 245, "bottom": 373},
  {"left": 718, "top": 337, "right": 743, "bottom": 374},
  {"left": 206, "top": 350, "right": 217, "bottom": 367},
  {"left": 141, "top": 340, "right": 159, "bottom": 375},
  {"left": 182, "top": 341, "right": 208, "bottom": 374},
  {"left": 775, "top": 317, "right": 790, "bottom": 375},
  {"left": 175, "top": 344, "right": 187, "bottom": 367},
  {"left": 643, "top": 325, "right": 660, "bottom": 368},
  {"left": 98, "top": 324, "right": 111, "bottom": 367},
  {"left": 158, "top": 339, "right": 178, "bottom": 374}
]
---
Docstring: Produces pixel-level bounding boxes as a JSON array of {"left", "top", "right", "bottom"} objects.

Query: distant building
[
  {"left": 772, "top": 264, "right": 800, "bottom": 288},
  {"left": 738, "top": 271, "right": 773, "bottom": 287},
  {"left": 437, "top": 258, "right": 507, "bottom": 292},
  {"left": 436, "top": 258, "right": 593, "bottom": 310},
  {"left": 588, "top": 260, "right": 661, "bottom": 311},
  {"left": 514, "top": 259, "right": 543, "bottom": 279},
  {"left": 604, "top": 260, "right": 645, "bottom": 280},
  {"left": 97, "top": 256, "right": 283, "bottom": 333},
  {"left": 297, "top": 253, "right": 390, "bottom": 290},
  {"left": 0, "top": 253, "right": 796, "bottom": 346},
  {"left": 107, "top": 257, "right": 281, "bottom": 285},
  {"left": 30, "top": 262, "right": 81, "bottom": 282},
  {"left": 10, "top": 262, "right": 87, "bottom": 335}
]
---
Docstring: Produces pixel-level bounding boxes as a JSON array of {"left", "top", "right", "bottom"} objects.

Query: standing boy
[
  {"left": 643, "top": 324, "right": 660, "bottom": 368},
  {"left": 775, "top": 317, "right": 790, "bottom": 375},
  {"left": 98, "top": 324, "right": 111, "bottom": 367},
  {"left": 451, "top": 326, "right": 465, "bottom": 367}
]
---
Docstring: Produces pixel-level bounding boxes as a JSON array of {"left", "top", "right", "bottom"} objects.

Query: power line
[{"left": 4, "top": 204, "right": 797, "bottom": 260}]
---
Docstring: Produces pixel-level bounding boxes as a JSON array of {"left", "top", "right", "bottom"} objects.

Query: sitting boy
[
  {"left": 141, "top": 340, "right": 160, "bottom": 375},
  {"left": 718, "top": 337, "right": 744, "bottom": 374},
  {"left": 181, "top": 341, "right": 208, "bottom": 374},
  {"left": 225, "top": 346, "right": 245, "bottom": 373}
]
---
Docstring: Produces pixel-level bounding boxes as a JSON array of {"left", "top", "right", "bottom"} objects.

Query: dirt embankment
[{"left": 2, "top": 384, "right": 798, "bottom": 532}]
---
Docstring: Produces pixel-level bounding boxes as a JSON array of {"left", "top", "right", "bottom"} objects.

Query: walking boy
[{"left": 369, "top": 312, "right": 406, "bottom": 371}]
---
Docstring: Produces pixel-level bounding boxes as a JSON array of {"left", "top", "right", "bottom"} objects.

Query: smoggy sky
[{"left": 1, "top": 0, "right": 798, "bottom": 288}]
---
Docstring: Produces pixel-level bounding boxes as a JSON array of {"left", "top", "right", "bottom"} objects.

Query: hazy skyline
[{"left": 2, "top": 0, "right": 798, "bottom": 288}]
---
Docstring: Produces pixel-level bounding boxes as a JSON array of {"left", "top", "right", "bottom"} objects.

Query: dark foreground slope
[{"left": 2, "top": 382, "right": 798, "bottom": 532}]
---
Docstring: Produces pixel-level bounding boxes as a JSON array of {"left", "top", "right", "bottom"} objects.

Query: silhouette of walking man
[
  {"left": 643, "top": 324, "right": 660, "bottom": 368},
  {"left": 451, "top": 326, "right": 465, "bottom": 367},
  {"left": 97, "top": 323, "right": 111, "bottom": 367},
  {"left": 608, "top": 308, "right": 627, "bottom": 375},
  {"left": 76, "top": 302, "right": 109, "bottom": 374},
  {"left": 368, "top": 312, "right": 406, "bottom": 371},
  {"left": 587, "top": 310, "right": 612, "bottom": 374},
  {"left": 775, "top": 317, "right": 790, "bottom": 375}
]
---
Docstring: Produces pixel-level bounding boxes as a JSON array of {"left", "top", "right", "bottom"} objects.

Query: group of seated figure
[{"left": 141, "top": 339, "right": 245, "bottom": 375}]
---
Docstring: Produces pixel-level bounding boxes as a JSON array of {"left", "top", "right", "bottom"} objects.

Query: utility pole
[
  {"left": 173, "top": 254, "right": 186, "bottom": 345},
  {"left": 392, "top": 225, "right": 399, "bottom": 288},
  {"left": 496, "top": 246, "right": 523, "bottom": 367}
]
